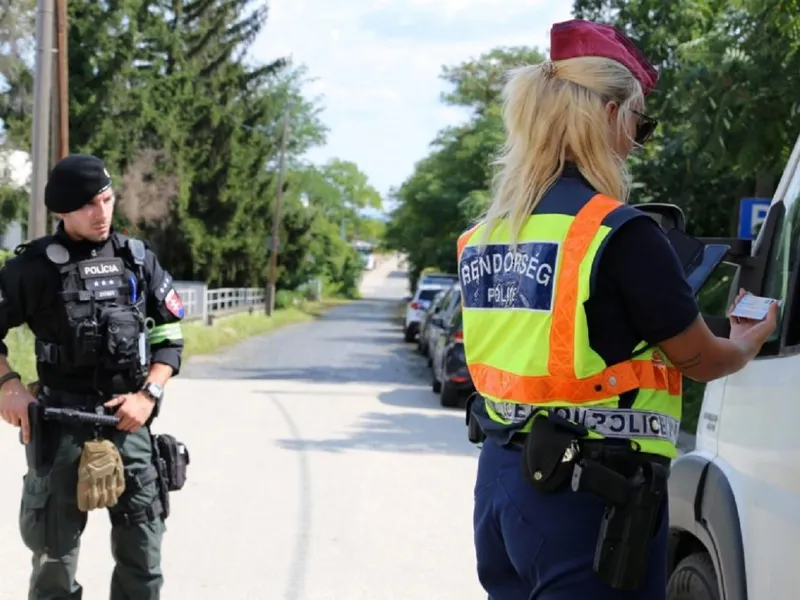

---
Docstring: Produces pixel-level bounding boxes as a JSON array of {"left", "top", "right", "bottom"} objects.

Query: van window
[
  {"left": 762, "top": 162, "right": 800, "bottom": 347},
  {"left": 764, "top": 190, "right": 800, "bottom": 299}
]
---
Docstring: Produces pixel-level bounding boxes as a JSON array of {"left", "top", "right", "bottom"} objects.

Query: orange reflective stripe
[
  {"left": 469, "top": 360, "right": 681, "bottom": 405},
  {"left": 548, "top": 194, "right": 622, "bottom": 379},
  {"left": 457, "top": 223, "right": 481, "bottom": 260}
]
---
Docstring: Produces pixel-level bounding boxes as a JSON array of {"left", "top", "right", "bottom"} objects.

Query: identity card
[{"left": 730, "top": 294, "right": 778, "bottom": 321}]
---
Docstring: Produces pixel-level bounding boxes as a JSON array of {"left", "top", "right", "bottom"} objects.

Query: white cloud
[{"left": 251, "top": 0, "right": 574, "bottom": 198}]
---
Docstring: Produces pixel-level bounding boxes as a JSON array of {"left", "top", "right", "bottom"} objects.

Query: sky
[{"left": 251, "top": 0, "right": 575, "bottom": 207}]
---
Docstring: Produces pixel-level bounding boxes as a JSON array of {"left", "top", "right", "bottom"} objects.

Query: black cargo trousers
[{"left": 19, "top": 392, "right": 166, "bottom": 600}]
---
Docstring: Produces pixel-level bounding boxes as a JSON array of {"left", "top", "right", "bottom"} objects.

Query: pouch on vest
[
  {"left": 521, "top": 412, "right": 586, "bottom": 493},
  {"left": 76, "top": 438, "right": 125, "bottom": 512},
  {"left": 104, "top": 308, "right": 143, "bottom": 369}
]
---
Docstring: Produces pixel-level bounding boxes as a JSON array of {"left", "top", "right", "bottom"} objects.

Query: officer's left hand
[{"left": 103, "top": 392, "right": 156, "bottom": 433}]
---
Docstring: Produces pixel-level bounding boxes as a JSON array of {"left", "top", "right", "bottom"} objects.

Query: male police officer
[{"left": 0, "top": 154, "right": 185, "bottom": 600}]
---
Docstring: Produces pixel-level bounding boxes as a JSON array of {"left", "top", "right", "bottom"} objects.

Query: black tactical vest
[{"left": 31, "top": 233, "right": 151, "bottom": 389}]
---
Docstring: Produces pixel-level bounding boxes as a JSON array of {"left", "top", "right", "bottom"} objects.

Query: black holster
[
  {"left": 152, "top": 432, "right": 191, "bottom": 520},
  {"left": 24, "top": 401, "right": 45, "bottom": 470},
  {"left": 23, "top": 401, "right": 60, "bottom": 472},
  {"left": 571, "top": 455, "right": 669, "bottom": 590},
  {"left": 465, "top": 393, "right": 485, "bottom": 444}
]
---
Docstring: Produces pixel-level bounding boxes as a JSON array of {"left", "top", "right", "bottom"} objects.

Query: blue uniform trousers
[{"left": 473, "top": 438, "right": 668, "bottom": 600}]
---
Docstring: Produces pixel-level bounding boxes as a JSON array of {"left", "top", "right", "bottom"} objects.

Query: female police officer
[{"left": 457, "top": 18, "right": 779, "bottom": 600}]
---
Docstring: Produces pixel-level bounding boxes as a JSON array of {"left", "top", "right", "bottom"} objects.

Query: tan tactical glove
[{"left": 76, "top": 439, "right": 125, "bottom": 512}]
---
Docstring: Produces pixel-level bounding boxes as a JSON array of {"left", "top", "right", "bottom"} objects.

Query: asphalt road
[{"left": 0, "top": 255, "right": 484, "bottom": 600}]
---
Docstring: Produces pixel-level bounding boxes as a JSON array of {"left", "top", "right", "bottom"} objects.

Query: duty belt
[
  {"left": 40, "top": 386, "right": 111, "bottom": 408},
  {"left": 486, "top": 400, "right": 680, "bottom": 445}
]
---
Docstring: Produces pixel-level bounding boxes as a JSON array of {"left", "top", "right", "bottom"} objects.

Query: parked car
[
  {"left": 403, "top": 283, "right": 451, "bottom": 342},
  {"left": 665, "top": 130, "right": 800, "bottom": 600},
  {"left": 417, "top": 288, "right": 447, "bottom": 357},
  {"left": 429, "top": 300, "right": 472, "bottom": 407},
  {"left": 419, "top": 282, "right": 461, "bottom": 362},
  {"left": 416, "top": 272, "right": 458, "bottom": 289}
]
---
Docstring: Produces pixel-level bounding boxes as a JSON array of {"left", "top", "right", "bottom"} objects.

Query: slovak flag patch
[{"left": 165, "top": 288, "right": 185, "bottom": 318}]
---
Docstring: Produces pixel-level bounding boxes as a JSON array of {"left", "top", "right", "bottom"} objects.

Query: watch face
[{"left": 146, "top": 383, "right": 163, "bottom": 399}]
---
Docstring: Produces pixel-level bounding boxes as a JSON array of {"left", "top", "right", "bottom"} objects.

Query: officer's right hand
[
  {"left": 728, "top": 288, "right": 780, "bottom": 346},
  {"left": 0, "top": 380, "right": 37, "bottom": 444}
]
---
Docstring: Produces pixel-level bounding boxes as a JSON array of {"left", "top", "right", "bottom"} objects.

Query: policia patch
[{"left": 77, "top": 258, "right": 125, "bottom": 301}]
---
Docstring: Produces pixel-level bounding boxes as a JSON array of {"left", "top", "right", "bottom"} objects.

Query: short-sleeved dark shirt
[{"left": 471, "top": 163, "right": 700, "bottom": 443}]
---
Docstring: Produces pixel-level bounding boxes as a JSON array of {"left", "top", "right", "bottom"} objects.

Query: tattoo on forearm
[{"left": 674, "top": 352, "right": 701, "bottom": 369}]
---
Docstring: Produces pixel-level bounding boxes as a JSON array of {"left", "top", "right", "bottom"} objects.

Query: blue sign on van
[{"left": 738, "top": 198, "right": 771, "bottom": 239}]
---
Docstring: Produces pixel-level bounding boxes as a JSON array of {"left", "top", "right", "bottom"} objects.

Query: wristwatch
[{"left": 141, "top": 382, "right": 164, "bottom": 417}]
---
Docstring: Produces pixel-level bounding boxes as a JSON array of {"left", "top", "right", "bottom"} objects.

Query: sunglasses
[{"left": 631, "top": 110, "right": 658, "bottom": 145}]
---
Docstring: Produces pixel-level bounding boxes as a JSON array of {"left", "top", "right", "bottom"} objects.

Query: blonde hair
[{"left": 480, "top": 56, "right": 644, "bottom": 246}]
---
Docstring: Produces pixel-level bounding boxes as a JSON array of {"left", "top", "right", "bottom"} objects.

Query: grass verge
[
  {"left": 182, "top": 299, "right": 349, "bottom": 357},
  {"left": 5, "top": 298, "right": 350, "bottom": 383}
]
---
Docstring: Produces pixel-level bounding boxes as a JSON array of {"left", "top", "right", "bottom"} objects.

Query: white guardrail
[
  {"left": 172, "top": 279, "right": 323, "bottom": 324},
  {"left": 172, "top": 281, "right": 266, "bottom": 324}
]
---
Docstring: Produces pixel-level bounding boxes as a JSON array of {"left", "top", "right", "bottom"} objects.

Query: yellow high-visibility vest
[{"left": 457, "top": 193, "right": 682, "bottom": 459}]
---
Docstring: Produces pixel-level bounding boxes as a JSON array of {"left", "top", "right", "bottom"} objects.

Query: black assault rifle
[{"left": 21, "top": 403, "right": 120, "bottom": 469}]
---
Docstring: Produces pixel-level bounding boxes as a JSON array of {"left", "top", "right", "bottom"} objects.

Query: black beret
[{"left": 44, "top": 154, "right": 112, "bottom": 214}]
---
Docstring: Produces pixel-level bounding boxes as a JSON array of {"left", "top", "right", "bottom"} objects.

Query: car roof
[{"left": 417, "top": 283, "right": 450, "bottom": 292}]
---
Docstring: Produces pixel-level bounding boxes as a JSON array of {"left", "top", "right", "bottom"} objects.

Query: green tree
[
  {"left": 440, "top": 46, "right": 550, "bottom": 116},
  {"left": 276, "top": 160, "right": 383, "bottom": 297},
  {"left": 573, "top": 0, "right": 800, "bottom": 236},
  {"left": 384, "top": 46, "right": 544, "bottom": 287},
  {"left": 0, "top": 0, "right": 36, "bottom": 149},
  {"left": 0, "top": 0, "right": 378, "bottom": 300}
]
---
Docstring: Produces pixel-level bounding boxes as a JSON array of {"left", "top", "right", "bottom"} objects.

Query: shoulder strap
[
  {"left": 127, "top": 238, "right": 146, "bottom": 266},
  {"left": 111, "top": 232, "right": 147, "bottom": 269},
  {"left": 111, "top": 232, "right": 148, "bottom": 306},
  {"left": 15, "top": 235, "right": 55, "bottom": 258}
]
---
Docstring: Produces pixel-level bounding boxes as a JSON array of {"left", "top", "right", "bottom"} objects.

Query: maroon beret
[{"left": 550, "top": 19, "right": 658, "bottom": 96}]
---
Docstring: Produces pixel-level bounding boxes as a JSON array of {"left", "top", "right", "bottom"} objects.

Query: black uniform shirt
[
  {"left": 0, "top": 223, "right": 184, "bottom": 394},
  {"left": 471, "top": 164, "right": 701, "bottom": 443}
]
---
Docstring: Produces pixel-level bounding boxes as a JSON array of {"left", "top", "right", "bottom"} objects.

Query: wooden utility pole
[
  {"left": 265, "top": 104, "right": 290, "bottom": 316},
  {"left": 50, "top": 0, "right": 69, "bottom": 233}
]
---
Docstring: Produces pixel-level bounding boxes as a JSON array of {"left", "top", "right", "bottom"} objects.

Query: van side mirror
[{"left": 630, "top": 202, "right": 686, "bottom": 232}]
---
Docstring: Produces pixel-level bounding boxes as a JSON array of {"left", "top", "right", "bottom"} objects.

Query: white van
[{"left": 665, "top": 132, "right": 800, "bottom": 599}]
